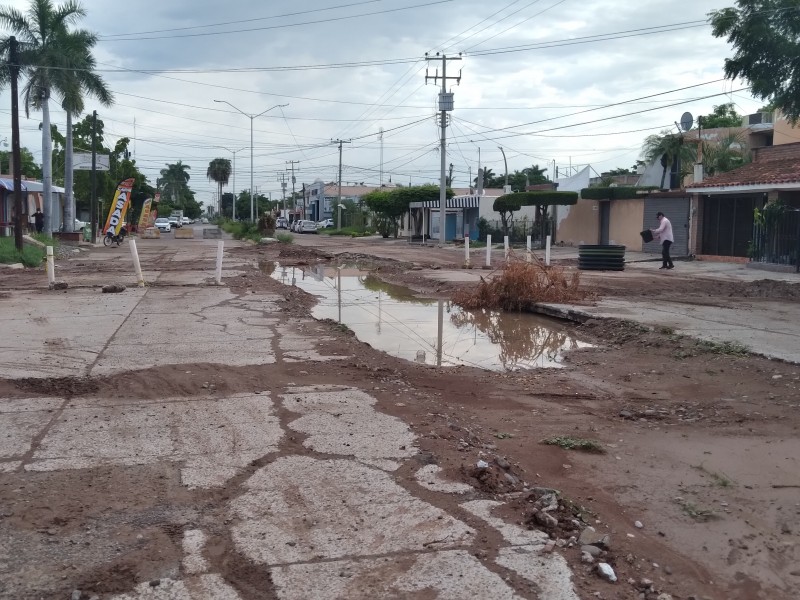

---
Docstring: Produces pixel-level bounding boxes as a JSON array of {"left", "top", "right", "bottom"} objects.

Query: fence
[
  {"left": 479, "top": 217, "right": 553, "bottom": 247},
  {"left": 750, "top": 208, "right": 800, "bottom": 271}
]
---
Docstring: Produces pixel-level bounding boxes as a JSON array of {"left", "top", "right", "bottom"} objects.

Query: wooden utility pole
[{"left": 9, "top": 37, "right": 24, "bottom": 251}]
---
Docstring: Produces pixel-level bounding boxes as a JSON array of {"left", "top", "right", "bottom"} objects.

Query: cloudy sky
[{"left": 0, "top": 0, "right": 765, "bottom": 208}]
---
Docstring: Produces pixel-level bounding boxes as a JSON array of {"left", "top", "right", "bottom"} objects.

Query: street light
[
  {"left": 220, "top": 146, "right": 246, "bottom": 220},
  {"left": 338, "top": 203, "right": 347, "bottom": 231},
  {"left": 213, "top": 100, "right": 288, "bottom": 222}
]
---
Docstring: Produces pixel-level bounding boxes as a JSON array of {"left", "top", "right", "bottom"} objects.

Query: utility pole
[
  {"left": 90, "top": 111, "right": 98, "bottom": 242},
  {"left": 9, "top": 37, "right": 23, "bottom": 251},
  {"left": 425, "top": 52, "right": 461, "bottom": 247},
  {"left": 277, "top": 172, "right": 287, "bottom": 219},
  {"left": 286, "top": 160, "right": 299, "bottom": 218},
  {"left": 499, "top": 146, "right": 509, "bottom": 193},
  {"left": 332, "top": 139, "right": 351, "bottom": 227},
  {"left": 378, "top": 128, "right": 384, "bottom": 187}
]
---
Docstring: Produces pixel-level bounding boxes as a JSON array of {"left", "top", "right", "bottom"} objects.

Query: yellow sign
[{"left": 102, "top": 178, "right": 135, "bottom": 236}]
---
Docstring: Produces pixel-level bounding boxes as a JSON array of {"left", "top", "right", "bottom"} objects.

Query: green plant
[
  {"left": 0, "top": 238, "right": 45, "bottom": 267},
  {"left": 276, "top": 232, "right": 293, "bottom": 243},
  {"left": 542, "top": 436, "right": 606, "bottom": 454},
  {"left": 692, "top": 464, "right": 733, "bottom": 487},
  {"left": 258, "top": 213, "right": 276, "bottom": 233},
  {"left": 695, "top": 339, "right": 750, "bottom": 357}
]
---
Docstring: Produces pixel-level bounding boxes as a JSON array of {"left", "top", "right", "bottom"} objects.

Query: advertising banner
[
  {"left": 151, "top": 193, "right": 160, "bottom": 225},
  {"left": 103, "top": 178, "right": 135, "bottom": 236},
  {"left": 138, "top": 199, "right": 152, "bottom": 231}
]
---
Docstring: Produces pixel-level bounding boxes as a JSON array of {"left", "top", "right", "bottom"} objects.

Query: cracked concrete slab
[
  {"left": 281, "top": 388, "right": 416, "bottom": 467},
  {"left": 496, "top": 545, "right": 581, "bottom": 600},
  {"left": 414, "top": 464, "right": 473, "bottom": 494},
  {"left": 460, "top": 500, "right": 548, "bottom": 546},
  {"left": 271, "top": 549, "right": 521, "bottom": 600},
  {"left": 111, "top": 574, "right": 242, "bottom": 600},
  {"left": 182, "top": 530, "right": 210, "bottom": 575},
  {"left": 0, "top": 398, "right": 63, "bottom": 469},
  {"left": 230, "top": 456, "right": 474, "bottom": 565},
  {"left": 24, "top": 393, "right": 282, "bottom": 488}
]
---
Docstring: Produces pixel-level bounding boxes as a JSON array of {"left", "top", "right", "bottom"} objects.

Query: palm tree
[
  {"left": 206, "top": 158, "right": 231, "bottom": 216},
  {"left": 57, "top": 31, "right": 112, "bottom": 232},
  {"left": 0, "top": 0, "right": 100, "bottom": 234},
  {"left": 642, "top": 130, "right": 694, "bottom": 190},
  {"left": 702, "top": 131, "right": 751, "bottom": 177},
  {"left": 160, "top": 161, "right": 191, "bottom": 208}
]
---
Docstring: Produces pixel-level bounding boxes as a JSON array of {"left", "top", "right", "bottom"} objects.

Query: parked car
[
  {"left": 298, "top": 220, "right": 318, "bottom": 234},
  {"left": 72, "top": 218, "right": 88, "bottom": 232},
  {"left": 201, "top": 217, "right": 209, "bottom": 224},
  {"left": 276, "top": 217, "right": 289, "bottom": 230},
  {"left": 168, "top": 216, "right": 181, "bottom": 229},
  {"left": 181, "top": 216, "right": 192, "bottom": 226},
  {"left": 154, "top": 217, "right": 171, "bottom": 232},
  {"left": 316, "top": 218, "right": 334, "bottom": 229},
  {"left": 290, "top": 220, "right": 299, "bottom": 232}
]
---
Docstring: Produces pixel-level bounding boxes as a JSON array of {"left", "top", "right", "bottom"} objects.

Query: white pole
[
  {"left": 337, "top": 267, "right": 342, "bottom": 323},
  {"left": 46, "top": 246, "right": 55, "bottom": 285},
  {"left": 215, "top": 240, "right": 224, "bottom": 285},
  {"left": 436, "top": 299, "right": 444, "bottom": 367},
  {"left": 526, "top": 235, "right": 532, "bottom": 263},
  {"left": 485, "top": 234, "right": 492, "bottom": 268},
  {"left": 464, "top": 235, "right": 470, "bottom": 267},
  {"left": 423, "top": 210, "right": 426, "bottom": 245},
  {"left": 129, "top": 239, "right": 145, "bottom": 287},
  {"left": 545, "top": 235, "right": 552, "bottom": 266},
  {"left": 504, "top": 235, "right": 510, "bottom": 261}
]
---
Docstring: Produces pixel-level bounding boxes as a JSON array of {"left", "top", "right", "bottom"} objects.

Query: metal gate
[{"left": 642, "top": 196, "right": 690, "bottom": 256}]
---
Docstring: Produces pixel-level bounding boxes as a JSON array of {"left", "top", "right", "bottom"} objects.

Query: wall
[
  {"left": 556, "top": 199, "right": 599, "bottom": 246},
  {"left": 753, "top": 140, "right": 800, "bottom": 162},
  {"left": 608, "top": 199, "right": 644, "bottom": 250},
  {"left": 772, "top": 114, "right": 800, "bottom": 146}
]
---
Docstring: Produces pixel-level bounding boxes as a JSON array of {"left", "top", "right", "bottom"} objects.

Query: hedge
[
  {"left": 580, "top": 187, "right": 657, "bottom": 200},
  {"left": 496, "top": 191, "right": 579, "bottom": 206}
]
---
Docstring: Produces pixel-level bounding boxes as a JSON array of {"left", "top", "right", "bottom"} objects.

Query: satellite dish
[{"left": 680, "top": 112, "right": 694, "bottom": 131}]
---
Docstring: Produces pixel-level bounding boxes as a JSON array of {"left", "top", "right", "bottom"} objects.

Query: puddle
[{"left": 272, "top": 264, "right": 591, "bottom": 371}]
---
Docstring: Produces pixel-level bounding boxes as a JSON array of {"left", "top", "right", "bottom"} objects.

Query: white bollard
[
  {"left": 545, "top": 235, "right": 552, "bottom": 266},
  {"left": 46, "top": 246, "right": 55, "bottom": 285},
  {"left": 526, "top": 235, "right": 532, "bottom": 263},
  {"left": 129, "top": 239, "right": 145, "bottom": 287},
  {"left": 504, "top": 236, "right": 510, "bottom": 261},
  {"left": 464, "top": 235, "right": 470, "bottom": 266},
  {"left": 215, "top": 240, "right": 224, "bottom": 285},
  {"left": 485, "top": 234, "right": 492, "bottom": 268},
  {"left": 337, "top": 267, "right": 342, "bottom": 323}
]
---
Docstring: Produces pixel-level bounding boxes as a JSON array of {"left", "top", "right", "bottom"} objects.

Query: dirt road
[{"left": 0, "top": 229, "right": 798, "bottom": 599}]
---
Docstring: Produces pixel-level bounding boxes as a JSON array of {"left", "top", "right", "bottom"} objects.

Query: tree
[
  {"left": 641, "top": 130, "right": 694, "bottom": 189},
  {"left": 0, "top": 146, "right": 41, "bottom": 178},
  {"left": 606, "top": 167, "right": 633, "bottom": 176},
  {"left": 0, "top": 0, "right": 104, "bottom": 234},
  {"left": 699, "top": 102, "right": 741, "bottom": 128},
  {"left": 206, "top": 158, "right": 231, "bottom": 216},
  {"left": 362, "top": 189, "right": 405, "bottom": 238},
  {"left": 160, "top": 161, "right": 191, "bottom": 208},
  {"left": 702, "top": 131, "right": 751, "bottom": 177},
  {"left": 492, "top": 195, "right": 522, "bottom": 235},
  {"left": 710, "top": 2, "right": 800, "bottom": 122}
]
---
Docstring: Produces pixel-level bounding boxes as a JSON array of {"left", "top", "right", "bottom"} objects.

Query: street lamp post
[
  {"left": 338, "top": 204, "right": 346, "bottom": 231},
  {"left": 221, "top": 146, "right": 246, "bottom": 221},
  {"left": 214, "top": 100, "right": 288, "bottom": 222}
]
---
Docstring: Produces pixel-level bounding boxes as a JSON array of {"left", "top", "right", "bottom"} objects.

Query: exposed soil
[{"left": 1, "top": 240, "right": 798, "bottom": 599}]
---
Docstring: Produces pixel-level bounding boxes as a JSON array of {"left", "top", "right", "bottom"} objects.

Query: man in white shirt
[{"left": 651, "top": 212, "right": 674, "bottom": 270}]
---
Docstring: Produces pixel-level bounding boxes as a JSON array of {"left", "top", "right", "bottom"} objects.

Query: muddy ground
[{"left": 1, "top": 241, "right": 799, "bottom": 599}]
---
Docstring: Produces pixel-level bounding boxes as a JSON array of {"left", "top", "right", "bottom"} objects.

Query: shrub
[
  {"left": 0, "top": 238, "right": 45, "bottom": 267},
  {"left": 276, "top": 232, "right": 293, "bottom": 243}
]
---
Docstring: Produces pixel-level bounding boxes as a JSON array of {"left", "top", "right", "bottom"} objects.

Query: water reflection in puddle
[{"left": 272, "top": 263, "right": 591, "bottom": 371}]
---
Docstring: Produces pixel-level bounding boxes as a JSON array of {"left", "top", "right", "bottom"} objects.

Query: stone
[
  {"left": 101, "top": 284, "right": 126, "bottom": 294},
  {"left": 579, "top": 527, "right": 611, "bottom": 549},
  {"left": 49, "top": 281, "right": 68, "bottom": 290},
  {"left": 495, "top": 456, "right": 511, "bottom": 470},
  {"left": 620, "top": 410, "right": 634, "bottom": 419},
  {"left": 581, "top": 552, "right": 595, "bottom": 564},
  {"left": 149, "top": 579, "right": 160, "bottom": 587},
  {"left": 634, "top": 520, "right": 644, "bottom": 529},
  {"left": 581, "top": 545, "right": 602, "bottom": 557},
  {"left": 597, "top": 562, "right": 617, "bottom": 582},
  {"left": 534, "top": 510, "right": 559, "bottom": 529},
  {"left": 656, "top": 595, "right": 673, "bottom": 600},
  {"left": 4, "top": 263, "right": 24, "bottom": 269},
  {"left": 71, "top": 591, "right": 82, "bottom": 600}
]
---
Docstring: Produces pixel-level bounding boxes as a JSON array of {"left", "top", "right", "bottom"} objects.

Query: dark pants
[{"left": 662, "top": 240, "right": 673, "bottom": 268}]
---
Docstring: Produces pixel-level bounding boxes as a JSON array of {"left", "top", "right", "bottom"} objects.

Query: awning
[
  {"left": 409, "top": 195, "right": 481, "bottom": 209},
  {"left": 0, "top": 179, "right": 27, "bottom": 192}
]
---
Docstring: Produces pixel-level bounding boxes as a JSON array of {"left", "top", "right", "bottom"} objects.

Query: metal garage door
[{"left": 642, "top": 196, "right": 690, "bottom": 256}]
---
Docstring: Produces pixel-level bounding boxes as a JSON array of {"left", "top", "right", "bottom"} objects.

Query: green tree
[
  {"left": 206, "top": 158, "right": 231, "bottom": 216},
  {"left": 363, "top": 189, "right": 405, "bottom": 237},
  {"left": 0, "top": 146, "right": 41, "bottom": 178},
  {"left": 0, "top": 0, "right": 104, "bottom": 234},
  {"left": 641, "top": 130, "right": 693, "bottom": 189},
  {"left": 702, "top": 131, "right": 751, "bottom": 177},
  {"left": 699, "top": 103, "right": 741, "bottom": 128},
  {"left": 493, "top": 195, "right": 522, "bottom": 235},
  {"left": 160, "top": 161, "right": 191, "bottom": 208},
  {"left": 606, "top": 167, "right": 633, "bottom": 176},
  {"left": 710, "top": 1, "right": 800, "bottom": 122}
]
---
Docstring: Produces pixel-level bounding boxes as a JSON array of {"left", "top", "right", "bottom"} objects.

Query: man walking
[
  {"left": 33, "top": 208, "right": 44, "bottom": 234},
  {"left": 651, "top": 211, "right": 674, "bottom": 270}
]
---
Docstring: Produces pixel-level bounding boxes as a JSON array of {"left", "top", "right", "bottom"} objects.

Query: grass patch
[
  {"left": 695, "top": 340, "right": 749, "bottom": 357},
  {"left": 542, "top": 436, "right": 606, "bottom": 454},
  {"left": 692, "top": 463, "right": 734, "bottom": 487},
  {"left": 320, "top": 226, "right": 374, "bottom": 237},
  {"left": 219, "top": 220, "right": 263, "bottom": 242},
  {"left": 0, "top": 238, "right": 45, "bottom": 267},
  {"left": 276, "top": 232, "right": 293, "bottom": 244},
  {"left": 675, "top": 498, "right": 720, "bottom": 522}
]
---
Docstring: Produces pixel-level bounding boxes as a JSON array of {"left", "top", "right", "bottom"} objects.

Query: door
[
  {"left": 599, "top": 201, "right": 610, "bottom": 245},
  {"left": 643, "top": 196, "right": 690, "bottom": 256},
  {"left": 445, "top": 214, "right": 457, "bottom": 241}
]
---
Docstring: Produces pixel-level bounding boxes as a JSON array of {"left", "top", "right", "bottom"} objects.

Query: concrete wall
[
  {"left": 608, "top": 199, "right": 644, "bottom": 250},
  {"left": 556, "top": 200, "right": 599, "bottom": 246},
  {"left": 773, "top": 114, "right": 797, "bottom": 146}
]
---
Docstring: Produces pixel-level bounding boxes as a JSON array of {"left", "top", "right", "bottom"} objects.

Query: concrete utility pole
[
  {"left": 9, "top": 37, "right": 24, "bottom": 251},
  {"left": 90, "top": 111, "right": 98, "bottom": 242},
  {"left": 277, "top": 172, "right": 287, "bottom": 218},
  {"left": 378, "top": 128, "right": 384, "bottom": 187},
  {"left": 499, "top": 146, "right": 510, "bottom": 193},
  {"left": 332, "top": 139, "right": 351, "bottom": 228},
  {"left": 286, "top": 160, "right": 299, "bottom": 218},
  {"left": 425, "top": 53, "right": 461, "bottom": 247}
]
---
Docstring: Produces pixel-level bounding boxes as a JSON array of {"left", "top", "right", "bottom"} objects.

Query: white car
[
  {"left": 181, "top": 216, "right": 192, "bottom": 226},
  {"left": 298, "top": 220, "right": 318, "bottom": 234},
  {"left": 71, "top": 218, "right": 88, "bottom": 231},
  {"left": 317, "top": 218, "right": 334, "bottom": 229},
  {"left": 168, "top": 216, "right": 181, "bottom": 229},
  {"left": 154, "top": 217, "right": 171, "bottom": 232}
]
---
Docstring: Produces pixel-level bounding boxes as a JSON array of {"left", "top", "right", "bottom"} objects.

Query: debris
[
  {"left": 101, "top": 284, "right": 126, "bottom": 293},
  {"left": 581, "top": 551, "right": 595, "bottom": 564},
  {"left": 494, "top": 456, "right": 511, "bottom": 470},
  {"left": 579, "top": 527, "right": 611, "bottom": 548},
  {"left": 71, "top": 591, "right": 82, "bottom": 600},
  {"left": 476, "top": 460, "right": 489, "bottom": 469},
  {"left": 581, "top": 544, "right": 602, "bottom": 557},
  {"left": 597, "top": 562, "right": 617, "bottom": 582},
  {"left": 533, "top": 510, "right": 558, "bottom": 528},
  {"left": 634, "top": 520, "right": 644, "bottom": 529},
  {"left": 49, "top": 281, "right": 68, "bottom": 290}
]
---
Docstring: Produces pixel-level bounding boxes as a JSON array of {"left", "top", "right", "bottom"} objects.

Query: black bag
[{"left": 640, "top": 229, "right": 654, "bottom": 243}]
